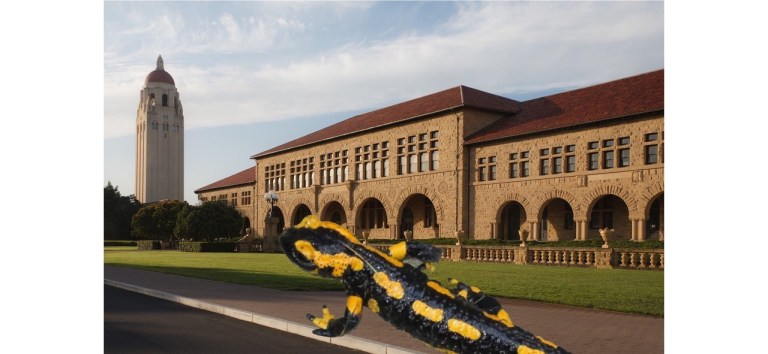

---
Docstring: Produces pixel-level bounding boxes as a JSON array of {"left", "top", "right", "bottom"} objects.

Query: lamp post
[{"left": 264, "top": 190, "right": 279, "bottom": 217}]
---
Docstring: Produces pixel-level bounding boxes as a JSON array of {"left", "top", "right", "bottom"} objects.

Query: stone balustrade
[{"left": 368, "top": 243, "right": 663, "bottom": 270}]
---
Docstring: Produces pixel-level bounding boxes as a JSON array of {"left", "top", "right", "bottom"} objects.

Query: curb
[{"left": 105, "top": 279, "right": 424, "bottom": 354}]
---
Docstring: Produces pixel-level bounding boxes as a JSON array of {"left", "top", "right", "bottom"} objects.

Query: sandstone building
[
  {"left": 195, "top": 70, "right": 663, "bottom": 242},
  {"left": 135, "top": 55, "right": 185, "bottom": 203}
]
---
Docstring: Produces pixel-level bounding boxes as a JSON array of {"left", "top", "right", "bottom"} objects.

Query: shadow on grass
[{"left": 106, "top": 264, "right": 344, "bottom": 291}]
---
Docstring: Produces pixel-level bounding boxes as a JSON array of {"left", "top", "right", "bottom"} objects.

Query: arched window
[
  {"left": 362, "top": 200, "right": 387, "bottom": 229},
  {"left": 149, "top": 93, "right": 156, "bottom": 107},
  {"left": 162, "top": 94, "right": 169, "bottom": 107}
]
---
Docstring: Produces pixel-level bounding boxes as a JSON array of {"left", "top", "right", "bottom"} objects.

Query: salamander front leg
[{"left": 306, "top": 295, "right": 363, "bottom": 337}]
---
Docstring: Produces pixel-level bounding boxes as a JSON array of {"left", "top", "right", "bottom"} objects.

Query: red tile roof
[
  {"left": 465, "top": 69, "right": 664, "bottom": 145},
  {"left": 194, "top": 166, "right": 256, "bottom": 193},
  {"left": 251, "top": 86, "right": 521, "bottom": 158}
]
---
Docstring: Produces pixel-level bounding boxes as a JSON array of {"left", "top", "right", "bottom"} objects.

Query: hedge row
[
  {"left": 104, "top": 240, "right": 138, "bottom": 247},
  {"left": 368, "top": 238, "right": 664, "bottom": 249},
  {"left": 178, "top": 241, "right": 238, "bottom": 252},
  {"left": 137, "top": 240, "right": 161, "bottom": 250}
]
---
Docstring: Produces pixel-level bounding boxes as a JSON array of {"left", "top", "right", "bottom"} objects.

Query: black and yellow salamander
[{"left": 279, "top": 215, "right": 570, "bottom": 354}]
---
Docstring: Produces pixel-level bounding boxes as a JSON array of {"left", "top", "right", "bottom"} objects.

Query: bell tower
[{"left": 135, "top": 55, "right": 184, "bottom": 203}]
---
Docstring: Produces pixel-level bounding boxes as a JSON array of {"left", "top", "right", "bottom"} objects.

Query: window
[
  {"left": 540, "top": 145, "right": 575, "bottom": 175},
  {"left": 362, "top": 200, "right": 387, "bottom": 229},
  {"left": 354, "top": 143, "right": 386, "bottom": 181},
  {"left": 589, "top": 137, "right": 629, "bottom": 170},
  {"left": 509, "top": 151, "right": 529, "bottom": 179},
  {"left": 264, "top": 163, "right": 287, "bottom": 192},
  {"left": 540, "top": 158, "right": 550, "bottom": 175},
  {"left": 603, "top": 150, "right": 614, "bottom": 169},
  {"left": 397, "top": 131, "right": 439, "bottom": 175},
  {"left": 645, "top": 145, "right": 658, "bottom": 164},
  {"left": 552, "top": 156, "right": 563, "bottom": 174},
  {"left": 644, "top": 132, "right": 662, "bottom": 165},
  {"left": 619, "top": 148, "right": 630, "bottom": 167},
  {"left": 566, "top": 155, "right": 576, "bottom": 173},
  {"left": 290, "top": 157, "right": 316, "bottom": 189},
  {"left": 521, "top": 161, "right": 530, "bottom": 177},
  {"left": 424, "top": 200, "right": 437, "bottom": 228},
  {"left": 477, "top": 155, "right": 496, "bottom": 181},
  {"left": 240, "top": 191, "right": 252, "bottom": 205}
]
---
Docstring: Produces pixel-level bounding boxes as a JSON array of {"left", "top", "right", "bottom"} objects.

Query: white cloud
[{"left": 104, "top": 1, "right": 663, "bottom": 138}]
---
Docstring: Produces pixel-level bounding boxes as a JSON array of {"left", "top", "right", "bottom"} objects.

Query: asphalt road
[{"left": 104, "top": 285, "right": 366, "bottom": 354}]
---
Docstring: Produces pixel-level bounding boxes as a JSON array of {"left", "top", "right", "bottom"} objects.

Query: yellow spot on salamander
[
  {"left": 447, "top": 319, "right": 481, "bottom": 341},
  {"left": 470, "top": 286, "right": 481, "bottom": 293},
  {"left": 536, "top": 336, "right": 558, "bottom": 348},
  {"left": 411, "top": 300, "right": 444, "bottom": 322},
  {"left": 373, "top": 272, "right": 404, "bottom": 300},
  {"left": 389, "top": 241, "right": 407, "bottom": 260},
  {"left": 295, "top": 215, "right": 404, "bottom": 268},
  {"left": 483, "top": 309, "right": 514, "bottom": 327},
  {"left": 367, "top": 299, "right": 380, "bottom": 313},
  {"left": 427, "top": 281, "right": 455, "bottom": 299},
  {"left": 517, "top": 345, "right": 545, "bottom": 354},
  {"left": 294, "top": 240, "right": 364, "bottom": 277},
  {"left": 346, "top": 295, "right": 363, "bottom": 316},
  {"left": 458, "top": 289, "right": 468, "bottom": 299}
]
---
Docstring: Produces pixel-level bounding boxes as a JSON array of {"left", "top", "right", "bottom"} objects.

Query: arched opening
[
  {"left": 267, "top": 206, "right": 285, "bottom": 234},
  {"left": 588, "top": 195, "right": 630, "bottom": 241},
  {"left": 359, "top": 199, "right": 387, "bottom": 229},
  {"left": 499, "top": 201, "right": 527, "bottom": 240},
  {"left": 321, "top": 201, "right": 347, "bottom": 226},
  {"left": 398, "top": 194, "right": 439, "bottom": 239},
  {"left": 401, "top": 207, "right": 414, "bottom": 236},
  {"left": 292, "top": 204, "right": 312, "bottom": 226},
  {"left": 540, "top": 198, "right": 575, "bottom": 241},
  {"left": 149, "top": 93, "right": 156, "bottom": 107},
  {"left": 162, "top": 94, "right": 169, "bottom": 107},
  {"left": 241, "top": 217, "right": 251, "bottom": 235},
  {"left": 646, "top": 193, "right": 664, "bottom": 240}
]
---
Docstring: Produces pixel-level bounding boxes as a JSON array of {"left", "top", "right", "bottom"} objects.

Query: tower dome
[{"left": 144, "top": 55, "right": 175, "bottom": 85}]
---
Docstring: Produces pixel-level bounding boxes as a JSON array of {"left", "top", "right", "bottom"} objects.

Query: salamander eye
[{"left": 279, "top": 229, "right": 318, "bottom": 271}]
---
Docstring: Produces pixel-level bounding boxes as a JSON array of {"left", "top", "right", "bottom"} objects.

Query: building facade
[
  {"left": 196, "top": 70, "right": 663, "bottom": 242},
  {"left": 135, "top": 55, "right": 185, "bottom": 203}
]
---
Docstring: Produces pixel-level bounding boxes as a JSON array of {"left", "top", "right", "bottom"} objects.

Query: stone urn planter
[
  {"left": 362, "top": 229, "right": 370, "bottom": 245},
  {"left": 404, "top": 230, "right": 413, "bottom": 241},
  {"left": 599, "top": 228, "right": 615, "bottom": 248},
  {"left": 518, "top": 229, "right": 529, "bottom": 247},
  {"left": 454, "top": 230, "right": 463, "bottom": 246}
]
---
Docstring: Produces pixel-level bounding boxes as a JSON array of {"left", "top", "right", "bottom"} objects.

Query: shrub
[
  {"left": 368, "top": 238, "right": 663, "bottom": 249},
  {"left": 104, "top": 240, "right": 137, "bottom": 247},
  {"left": 178, "top": 241, "right": 238, "bottom": 252},
  {"left": 137, "top": 240, "right": 161, "bottom": 250}
]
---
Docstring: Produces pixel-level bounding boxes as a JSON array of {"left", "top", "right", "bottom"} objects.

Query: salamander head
[{"left": 279, "top": 215, "right": 365, "bottom": 278}]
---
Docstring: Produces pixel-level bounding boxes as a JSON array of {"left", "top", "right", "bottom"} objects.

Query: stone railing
[{"left": 368, "top": 243, "right": 663, "bottom": 270}]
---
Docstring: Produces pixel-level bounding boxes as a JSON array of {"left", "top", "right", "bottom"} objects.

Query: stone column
[
  {"left": 580, "top": 221, "right": 588, "bottom": 241},
  {"left": 631, "top": 219, "right": 639, "bottom": 241},
  {"left": 390, "top": 223, "right": 398, "bottom": 239},
  {"left": 263, "top": 217, "right": 280, "bottom": 253},
  {"left": 637, "top": 218, "right": 646, "bottom": 242},
  {"left": 490, "top": 222, "right": 497, "bottom": 239},
  {"left": 530, "top": 221, "right": 539, "bottom": 241}
]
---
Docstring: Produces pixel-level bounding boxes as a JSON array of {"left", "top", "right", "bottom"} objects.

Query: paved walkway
[{"left": 104, "top": 265, "right": 663, "bottom": 354}]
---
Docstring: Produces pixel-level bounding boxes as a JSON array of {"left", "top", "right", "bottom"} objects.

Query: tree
[
  {"left": 131, "top": 200, "right": 188, "bottom": 240},
  {"left": 104, "top": 182, "right": 142, "bottom": 240},
  {"left": 183, "top": 201, "right": 242, "bottom": 241}
]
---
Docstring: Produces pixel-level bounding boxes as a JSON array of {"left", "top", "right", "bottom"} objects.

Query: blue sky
[{"left": 104, "top": 1, "right": 664, "bottom": 203}]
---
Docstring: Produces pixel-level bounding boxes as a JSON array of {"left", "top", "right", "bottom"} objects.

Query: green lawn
[{"left": 104, "top": 247, "right": 663, "bottom": 317}]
